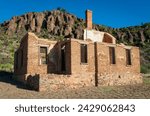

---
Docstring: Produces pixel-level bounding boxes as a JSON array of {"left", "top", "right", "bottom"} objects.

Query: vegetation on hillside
[{"left": 0, "top": 10, "right": 150, "bottom": 73}]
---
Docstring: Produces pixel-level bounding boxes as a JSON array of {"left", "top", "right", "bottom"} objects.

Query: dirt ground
[{"left": 0, "top": 72, "right": 150, "bottom": 99}]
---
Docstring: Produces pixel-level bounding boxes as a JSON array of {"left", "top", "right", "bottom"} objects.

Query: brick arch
[
  {"left": 102, "top": 33, "right": 116, "bottom": 44},
  {"left": 103, "top": 33, "right": 113, "bottom": 43}
]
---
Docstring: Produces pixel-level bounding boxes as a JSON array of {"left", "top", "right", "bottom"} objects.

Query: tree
[{"left": 57, "top": 7, "right": 67, "bottom": 13}]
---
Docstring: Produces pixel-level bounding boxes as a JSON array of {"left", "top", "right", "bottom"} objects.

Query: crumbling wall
[
  {"left": 24, "top": 73, "right": 94, "bottom": 91},
  {"left": 14, "top": 33, "right": 142, "bottom": 92},
  {"left": 98, "top": 73, "right": 142, "bottom": 86},
  {"left": 14, "top": 34, "right": 28, "bottom": 75},
  {"left": 97, "top": 43, "right": 142, "bottom": 85}
]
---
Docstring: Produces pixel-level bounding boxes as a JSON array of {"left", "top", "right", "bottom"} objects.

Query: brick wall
[
  {"left": 14, "top": 33, "right": 142, "bottom": 91},
  {"left": 14, "top": 34, "right": 28, "bottom": 75},
  {"left": 96, "top": 43, "right": 142, "bottom": 85},
  {"left": 86, "top": 10, "right": 92, "bottom": 30},
  {"left": 69, "top": 40, "right": 142, "bottom": 86}
]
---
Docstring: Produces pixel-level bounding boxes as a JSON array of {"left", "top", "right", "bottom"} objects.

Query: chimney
[{"left": 86, "top": 10, "right": 92, "bottom": 30}]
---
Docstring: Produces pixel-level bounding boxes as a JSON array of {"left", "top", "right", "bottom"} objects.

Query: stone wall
[
  {"left": 21, "top": 72, "right": 142, "bottom": 91},
  {"left": 24, "top": 73, "right": 94, "bottom": 91},
  {"left": 98, "top": 73, "right": 142, "bottom": 86}
]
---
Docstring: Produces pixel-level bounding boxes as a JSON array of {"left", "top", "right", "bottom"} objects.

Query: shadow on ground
[{"left": 0, "top": 70, "right": 27, "bottom": 90}]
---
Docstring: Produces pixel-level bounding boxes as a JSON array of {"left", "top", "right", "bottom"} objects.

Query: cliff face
[
  {"left": 1, "top": 10, "right": 150, "bottom": 44},
  {"left": 0, "top": 9, "right": 150, "bottom": 73},
  {"left": 1, "top": 10, "right": 85, "bottom": 39}
]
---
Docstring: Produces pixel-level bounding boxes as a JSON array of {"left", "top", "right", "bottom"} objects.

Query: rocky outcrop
[
  {"left": 1, "top": 10, "right": 150, "bottom": 45},
  {"left": 1, "top": 10, "right": 86, "bottom": 39}
]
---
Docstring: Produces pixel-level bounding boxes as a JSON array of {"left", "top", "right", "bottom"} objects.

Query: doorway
[{"left": 61, "top": 45, "right": 66, "bottom": 73}]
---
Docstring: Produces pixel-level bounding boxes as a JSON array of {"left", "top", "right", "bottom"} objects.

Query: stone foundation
[
  {"left": 98, "top": 73, "right": 143, "bottom": 86},
  {"left": 14, "top": 73, "right": 143, "bottom": 91},
  {"left": 39, "top": 74, "right": 94, "bottom": 91}
]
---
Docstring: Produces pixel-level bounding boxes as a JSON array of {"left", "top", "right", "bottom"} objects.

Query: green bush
[
  {"left": 141, "top": 64, "right": 150, "bottom": 74},
  {"left": 0, "top": 63, "right": 13, "bottom": 72}
]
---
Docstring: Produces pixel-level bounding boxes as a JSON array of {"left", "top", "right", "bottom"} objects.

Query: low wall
[
  {"left": 38, "top": 74, "right": 95, "bottom": 91},
  {"left": 14, "top": 72, "right": 143, "bottom": 91},
  {"left": 98, "top": 72, "right": 143, "bottom": 86}
]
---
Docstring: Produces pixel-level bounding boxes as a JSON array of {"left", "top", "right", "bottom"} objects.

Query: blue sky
[{"left": 0, "top": 0, "right": 150, "bottom": 28}]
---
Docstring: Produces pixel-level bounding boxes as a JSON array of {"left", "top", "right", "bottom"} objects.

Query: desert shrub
[
  {"left": 57, "top": 7, "right": 67, "bottom": 13},
  {"left": 0, "top": 63, "right": 13, "bottom": 72},
  {"left": 141, "top": 64, "right": 150, "bottom": 74},
  {"left": 39, "top": 28, "right": 49, "bottom": 38},
  {"left": 143, "top": 77, "right": 150, "bottom": 84}
]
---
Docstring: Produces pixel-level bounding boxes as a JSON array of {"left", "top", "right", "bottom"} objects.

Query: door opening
[{"left": 61, "top": 45, "right": 66, "bottom": 73}]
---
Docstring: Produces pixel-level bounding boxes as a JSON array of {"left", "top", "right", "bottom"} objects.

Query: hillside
[{"left": 0, "top": 9, "right": 150, "bottom": 73}]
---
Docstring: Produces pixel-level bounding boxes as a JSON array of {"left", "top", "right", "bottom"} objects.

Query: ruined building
[{"left": 14, "top": 10, "right": 142, "bottom": 91}]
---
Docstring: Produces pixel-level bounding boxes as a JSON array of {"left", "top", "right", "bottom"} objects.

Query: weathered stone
[
  {"left": 64, "top": 25, "right": 72, "bottom": 36},
  {"left": 47, "top": 16, "right": 55, "bottom": 32},
  {"left": 35, "top": 13, "right": 45, "bottom": 32}
]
